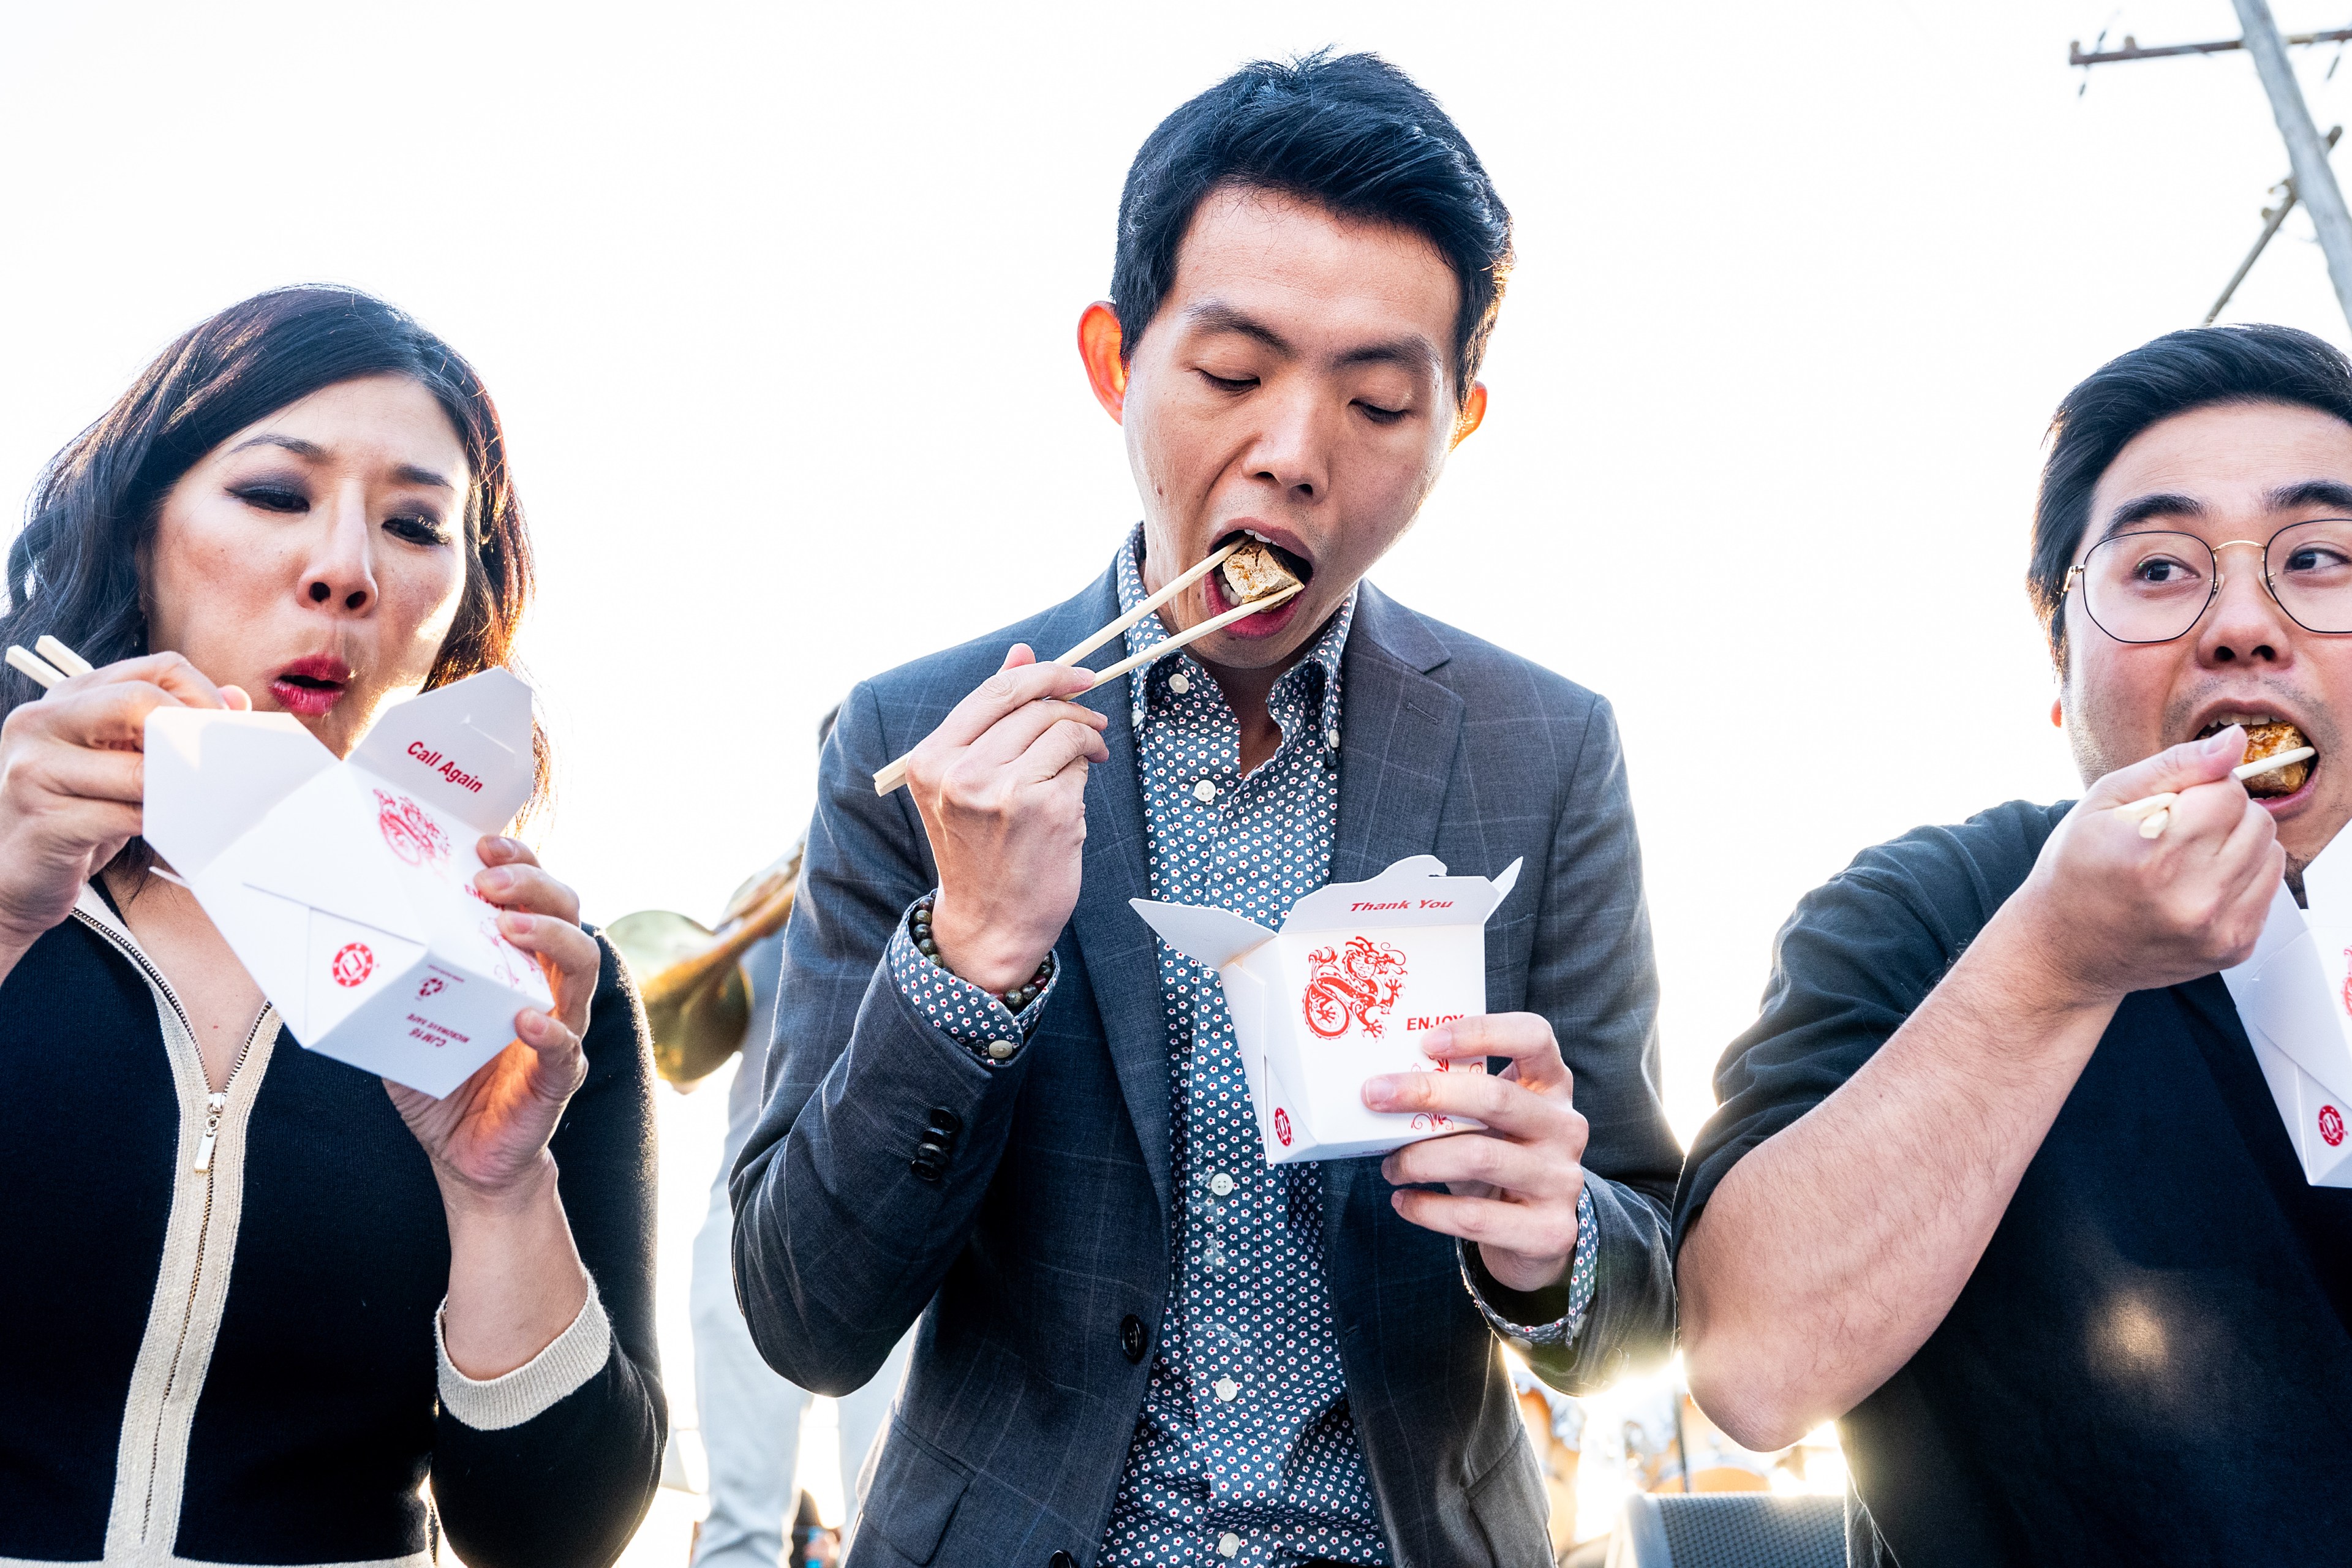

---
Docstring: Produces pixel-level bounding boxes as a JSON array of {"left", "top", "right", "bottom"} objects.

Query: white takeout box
[
  {"left": 1132, "top": 854, "right": 1523, "bottom": 1164},
  {"left": 141, "top": 669, "right": 551, "bottom": 1098},
  {"left": 2222, "top": 832, "right": 2352, "bottom": 1185}
]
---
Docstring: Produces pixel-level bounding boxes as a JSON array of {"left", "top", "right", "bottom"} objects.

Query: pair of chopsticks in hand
[
  {"left": 872, "top": 540, "right": 1303, "bottom": 796},
  {"left": 5, "top": 636, "right": 93, "bottom": 690},
  {"left": 2112, "top": 747, "right": 2317, "bottom": 840}
]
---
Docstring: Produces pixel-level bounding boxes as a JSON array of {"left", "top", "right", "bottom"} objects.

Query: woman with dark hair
[{"left": 0, "top": 287, "right": 662, "bottom": 1566}]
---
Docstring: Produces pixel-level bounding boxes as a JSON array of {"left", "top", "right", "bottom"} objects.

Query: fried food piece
[
  {"left": 2242, "top": 721, "right": 2312, "bottom": 796},
  {"left": 1221, "top": 540, "right": 1300, "bottom": 604}
]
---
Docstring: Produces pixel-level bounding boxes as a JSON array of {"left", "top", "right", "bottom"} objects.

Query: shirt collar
[{"left": 1111, "top": 523, "right": 1352, "bottom": 741}]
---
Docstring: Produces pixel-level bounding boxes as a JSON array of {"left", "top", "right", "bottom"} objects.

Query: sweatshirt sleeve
[
  {"left": 429, "top": 932, "right": 666, "bottom": 1568},
  {"left": 1670, "top": 799, "right": 2064, "bottom": 1253}
]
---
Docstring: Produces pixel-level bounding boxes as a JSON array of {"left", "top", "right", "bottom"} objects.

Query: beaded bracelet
[{"left": 911, "top": 895, "right": 1054, "bottom": 1012}]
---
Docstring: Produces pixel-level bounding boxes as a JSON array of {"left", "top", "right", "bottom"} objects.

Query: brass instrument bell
[{"left": 608, "top": 843, "right": 802, "bottom": 1087}]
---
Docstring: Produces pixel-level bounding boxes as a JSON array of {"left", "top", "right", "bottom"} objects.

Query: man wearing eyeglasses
[{"left": 1673, "top": 323, "right": 2352, "bottom": 1568}]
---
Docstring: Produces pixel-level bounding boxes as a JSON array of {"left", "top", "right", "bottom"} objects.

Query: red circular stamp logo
[
  {"left": 2323, "top": 1106, "right": 2346, "bottom": 1148},
  {"left": 417, "top": 976, "right": 445, "bottom": 999},
  {"left": 330, "top": 942, "right": 374, "bottom": 989},
  {"left": 1273, "top": 1107, "right": 1292, "bottom": 1147}
]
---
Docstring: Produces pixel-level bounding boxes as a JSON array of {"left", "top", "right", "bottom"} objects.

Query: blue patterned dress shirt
[{"left": 886, "top": 529, "right": 1596, "bottom": 1566}]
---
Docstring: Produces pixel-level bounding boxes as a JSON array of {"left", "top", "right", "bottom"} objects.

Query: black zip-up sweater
[{"left": 0, "top": 886, "right": 663, "bottom": 1567}]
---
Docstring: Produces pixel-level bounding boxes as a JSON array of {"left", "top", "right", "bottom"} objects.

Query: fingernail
[
  {"left": 1363, "top": 1077, "right": 1398, "bottom": 1109},
  {"left": 500, "top": 911, "right": 531, "bottom": 935},
  {"left": 2204, "top": 729, "right": 2242, "bottom": 757},
  {"left": 478, "top": 868, "right": 514, "bottom": 892}
]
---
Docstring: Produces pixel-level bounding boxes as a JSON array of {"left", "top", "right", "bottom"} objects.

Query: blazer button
[
  {"left": 1120, "top": 1314, "right": 1147, "bottom": 1363},
  {"left": 1050, "top": 1554, "right": 1076, "bottom": 1568},
  {"left": 910, "top": 1155, "right": 944, "bottom": 1184}
]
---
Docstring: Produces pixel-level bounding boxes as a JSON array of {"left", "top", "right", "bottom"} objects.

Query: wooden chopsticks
[
  {"left": 4, "top": 635, "right": 92, "bottom": 690},
  {"left": 871, "top": 551, "right": 1303, "bottom": 797},
  {"left": 2113, "top": 747, "right": 2316, "bottom": 839},
  {"left": 1055, "top": 541, "right": 1241, "bottom": 667},
  {"left": 1079, "top": 580, "right": 1303, "bottom": 690}
]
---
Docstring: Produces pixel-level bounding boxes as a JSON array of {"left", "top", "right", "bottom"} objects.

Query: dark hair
[
  {"left": 1110, "top": 50, "right": 1513, "bottom": 406},
  {"left": 2030, "top": 322, "right": 2352, "bottom": 665},
  {"left": 0, "top": 284, "right": 548, "bottom": 819}
]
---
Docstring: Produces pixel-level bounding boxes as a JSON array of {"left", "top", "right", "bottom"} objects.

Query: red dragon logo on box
[
  {"left": 374, "top": 790, "right": 450, "bottom": 869},
  {"left": 330, "top": 942, "right": 374, "bottom": 988},
  {"left": 2323, "top": 1105, "right": 2346, "bottom": 1148},
  {"left": 1301, "top": 935, "right": 1409, "bottom": 1039}
]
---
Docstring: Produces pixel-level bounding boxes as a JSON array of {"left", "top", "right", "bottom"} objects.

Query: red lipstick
[{"left": 270, "top": 654, "right": 352, "bottom": 718}]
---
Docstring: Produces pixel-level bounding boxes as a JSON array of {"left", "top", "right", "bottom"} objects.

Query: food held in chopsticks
[
  {"left": 2225, "top": 718, "right": 2314, "bottom": 796},
  {"left": 870, "top": 538, "right": 1307, "bottom": 796},
  {"left": 2113, "top": 734, "right": 2320, "bottom": 840},
  {"left": 1221, "top": 536, "right": 1305, "bottom": 605}
]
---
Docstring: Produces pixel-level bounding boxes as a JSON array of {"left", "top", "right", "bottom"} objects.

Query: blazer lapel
[
  {"left": 1324, "top": 583, "right": 1463, "bottom": 1222},
  {"left": 1331, "top": 583, "right": 1463, "bottom": 883},
  {"left": 1063, "top": 568, "right": 1178, "bottom": 1219}
]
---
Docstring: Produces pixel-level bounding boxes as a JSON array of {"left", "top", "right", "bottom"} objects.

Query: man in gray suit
[{"left": 734, "top": 51, "right": 1679, "bottom": 1568}]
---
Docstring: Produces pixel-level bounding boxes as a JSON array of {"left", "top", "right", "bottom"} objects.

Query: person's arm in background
[
  {"left": 1367, "top": 694, "right": 1682, "bottom": 1392},
  {"left": 730, "top": 647, "right": 1105, "bottom": 1394},
  {"left": 1679, "top": 735, "right": 2279, "bottom": 1452},
  {"left": 429, "top": 935, "right": 666, "bottom": 1568}
]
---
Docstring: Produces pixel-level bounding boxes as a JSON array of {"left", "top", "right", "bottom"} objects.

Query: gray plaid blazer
[{"left": 733, "top": 564, "right": 1681, "bottom": 1568}]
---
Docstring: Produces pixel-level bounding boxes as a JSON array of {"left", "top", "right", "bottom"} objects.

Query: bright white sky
[{"left": 8, "top": 2, "right": 2351, "bottom": 1161}]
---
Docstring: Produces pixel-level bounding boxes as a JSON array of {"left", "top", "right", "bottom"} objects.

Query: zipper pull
[{"left": 192, "top": 1090, "right": 227, "bottom": 1175}]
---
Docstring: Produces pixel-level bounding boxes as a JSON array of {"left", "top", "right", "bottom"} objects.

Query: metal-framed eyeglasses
[{"left": 2065, "top": 519, "right": 2352, "bottom": 644}]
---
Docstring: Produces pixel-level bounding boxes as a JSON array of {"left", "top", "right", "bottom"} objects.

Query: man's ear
[
  {"left": 2051, "top": 697, "right": 2064, "bottom": 728},
  {"left": 1078, "top": 302, "right": 1128, "bottom": 424},
  {"left": 1452, "top": 381, "right": 1488, "bottom": 448}
]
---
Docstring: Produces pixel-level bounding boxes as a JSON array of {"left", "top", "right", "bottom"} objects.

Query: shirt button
[
  {"left": 1209, "top": 1172, "right": 1234, "bottom": 1196},
  {"left": 1213, "top": 1376, "right": 1240, "bottom": 1402},
  {"left": 1218, "top": 1534, "right": 1242, "bottom": 1559},
  {"left": 1193, "top": 778, "right": 1218, "bottom": 803},
  {"left": 986, "top": 1039, "right": 1018, "bottom": 1061},
  {"left": 1326, "top": 727, "right": 1341, "bottom": 750},
  {"left": 1169, "top": 673, "right": 1191, "bottom": 695}
]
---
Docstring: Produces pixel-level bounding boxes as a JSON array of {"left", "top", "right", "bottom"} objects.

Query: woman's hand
[
  {"left": 0, "top": 652, "right": 245, "bottom": 970},
  {"left": 389, "top": 836, "right": 601, "bottom": 1210}
]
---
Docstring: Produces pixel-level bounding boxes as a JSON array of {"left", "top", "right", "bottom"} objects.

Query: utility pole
[
  {"left": 2233, "top": 0, "right": 2352, "bottom": 331},
  {"left": 2208, "top": 126, "right": 2344, "bottom": 325},
  {"left": 2075, "top": 9, "right": 2352, "bottom": 333}
]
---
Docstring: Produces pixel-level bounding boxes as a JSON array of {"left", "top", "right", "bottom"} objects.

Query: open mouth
[
  {"left": 1214, "top": 529, "right": 1314, "bottom": 597},
  {"left": 270, "top": 655, "right": 352, "bottom": 718},
  {"left": 1200, "top": 529, "right": 1314, "bottom": 638},
  {"left": 2196, "top": 713, "right": 2318, "bottom": 798}
]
